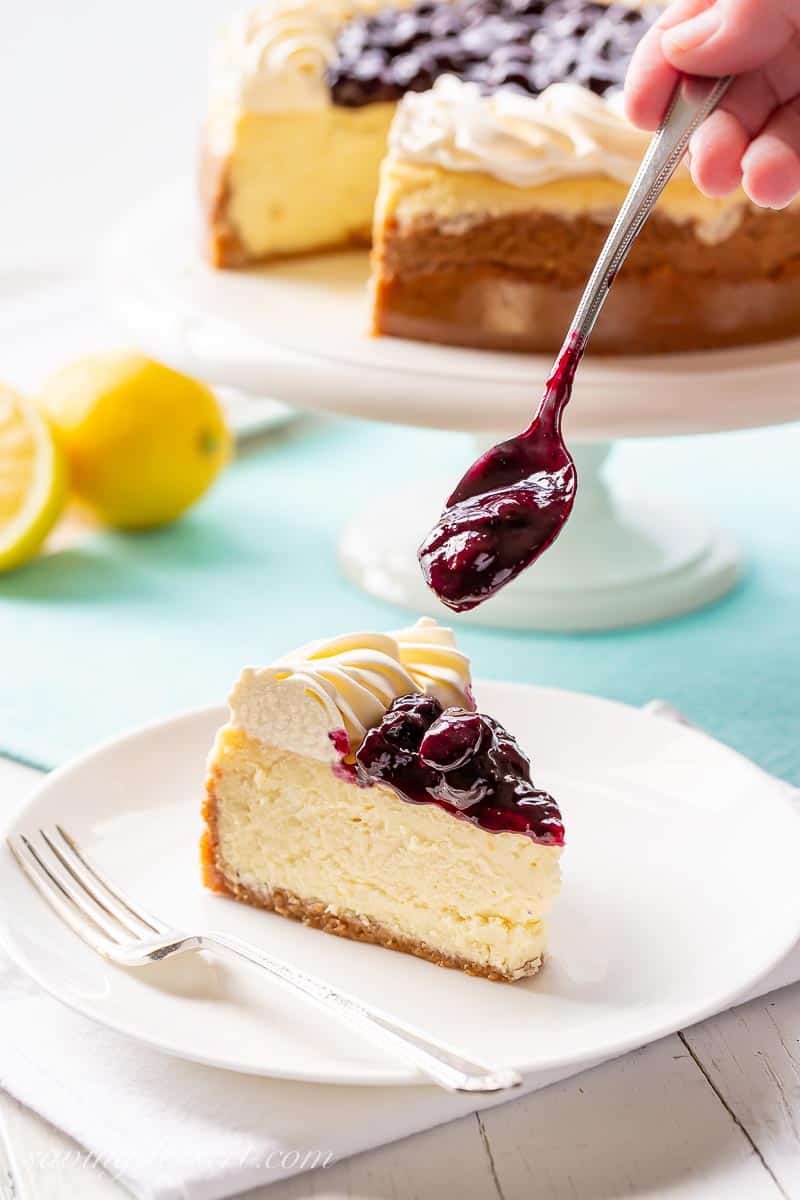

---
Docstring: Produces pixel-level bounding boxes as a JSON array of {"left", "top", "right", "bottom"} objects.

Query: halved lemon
[{"left": 0, "top": 385, "right": 67, "bottom": 572}]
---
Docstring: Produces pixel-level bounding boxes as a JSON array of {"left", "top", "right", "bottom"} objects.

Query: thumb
[{"left": 662, "top": 0, "right": 795, "bottom": 76}]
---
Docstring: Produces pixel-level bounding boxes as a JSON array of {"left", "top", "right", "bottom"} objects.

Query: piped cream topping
[
  {"left": 228, "top": 617, "right": 473, "bottom": 762},
  {"left": 209, "top": 0, "right": 425, "bottom": 116},
  {"left": 210, "top": 0, "right": 346, "bottom": 114},
  {"left": 389, "top": 75, "right": 656, "bottom": 189}
]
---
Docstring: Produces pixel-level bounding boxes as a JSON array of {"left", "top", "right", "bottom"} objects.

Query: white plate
[
  {"left": 1, "top": 682, "right": 798, "bottom": 1086},
  {"left": 103, "top": 180, "right": 800, "bottom": 437}
]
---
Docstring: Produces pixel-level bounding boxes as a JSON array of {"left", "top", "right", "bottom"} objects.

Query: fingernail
[{"left": 663, "top": 9, "right": 720, "bottom": 53}]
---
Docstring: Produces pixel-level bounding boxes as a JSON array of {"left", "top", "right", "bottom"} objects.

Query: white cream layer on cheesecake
[{"left": 228, "top": 616, "right": 472, "bottom": 760}]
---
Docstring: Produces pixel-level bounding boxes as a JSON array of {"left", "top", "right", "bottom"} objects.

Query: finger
[
  {"left": 656, "top": 0, "right": 716, "bottom": 29},
  {"left": 688, "top": 108, "right": 749, "bottom": 195},
  {"left": 717, "top": 69, "right": 786, "bottom": 136},
  {"left": 624, "top": 0, "right": 712, "bottom": 129},
  {"left": 760, "top": 39, "right": 800, "bottom": 107},
  {"left": 741, "top": 98, "right": 800, "bottom": 207},
  {"left": 662, "top": 0, "right": 795, "bottom": 77},
  {"left": 685, "top": 67, "right": 795, "bottom": 197},
  {"left": 624, "top": 26, "right": 679, "bottom": 128}
]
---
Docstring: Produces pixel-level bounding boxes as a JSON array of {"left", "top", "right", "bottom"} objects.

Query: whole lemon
[{"left": 40, "top": 354, "right": 231, "bottom": 529}]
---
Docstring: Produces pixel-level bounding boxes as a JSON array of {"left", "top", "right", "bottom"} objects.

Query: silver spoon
[{"left": 419, "top": 74, "right": 734, "bottom": 614}]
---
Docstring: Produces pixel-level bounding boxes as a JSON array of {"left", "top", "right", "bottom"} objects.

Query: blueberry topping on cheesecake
[
  {"left": 356, "top": 694, "right": 564, "bottom": 841},
  {"left": 328, "top": 0, "right": 656, "bottom": 106}
]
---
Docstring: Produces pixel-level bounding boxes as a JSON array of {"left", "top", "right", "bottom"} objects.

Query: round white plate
[
  {"left": 1, "top": 683, "right": 798, "bottom": 1086},
  {"left": 104, "top": 180, "right": 800, "bottom": 438}
]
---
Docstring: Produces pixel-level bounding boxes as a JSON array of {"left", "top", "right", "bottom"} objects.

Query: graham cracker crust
[
  {"left": 201, "top": 775, "right": 540, "bottom": 983},
  {"left": 371, "top": 207, "right": 800, "bottom": 355},
  {"left": 199, "top": 135, "right": 251, "bottom": 269}
]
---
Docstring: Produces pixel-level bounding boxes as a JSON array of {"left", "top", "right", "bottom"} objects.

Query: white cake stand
[{"left": 104, "top": 180, "right": 800, "bottom": 631}]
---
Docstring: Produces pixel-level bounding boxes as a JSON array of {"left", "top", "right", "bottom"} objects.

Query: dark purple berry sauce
[
  {"left": 419, "top": 333, "right": 582, "bottom": 611},
  {"left": 329, "top": 728, "right": 352, "bottom": 757},
  {"left": 354, "top": 693, "right": 564, "bottom": 845},
  {"left": 328, "top": 0, "right": 657, "bottom": 107}
]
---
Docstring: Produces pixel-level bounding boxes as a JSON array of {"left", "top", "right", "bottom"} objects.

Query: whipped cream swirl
[
  {"left": 210, "top": 0, "right": 423, "bottom": 113},
  {"left": 211, "top": 1, "right": 346, "bottom": 112},
  {"left": 229, "top": 618, "right": 473, "bottom": 760},
  {"left": 389, "top": 74, "right": 655, "bottom": 188}
]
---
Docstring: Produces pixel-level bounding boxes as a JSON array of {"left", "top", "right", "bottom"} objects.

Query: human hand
[{"left": 625, "top": 0, "right": 800, "bottom": 208}]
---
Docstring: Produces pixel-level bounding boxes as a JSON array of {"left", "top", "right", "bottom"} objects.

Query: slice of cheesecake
[{"left": 201, "top": 617, "right": 564, "bottom": 981}]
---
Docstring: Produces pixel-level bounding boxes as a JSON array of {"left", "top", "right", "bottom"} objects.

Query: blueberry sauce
[
  {"left": 328, "top": 0, "right": 656, "bottom": 107},
  {"left": 329, "top": 728, "right": 352, "bottom": 758},
  {"left": 419, "top": 333, "right": 583, "bottom": 611},
  {"left": 354, "top": 693, "right": 564, "bottom": 845}
]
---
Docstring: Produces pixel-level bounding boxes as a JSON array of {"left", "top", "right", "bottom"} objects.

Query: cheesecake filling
[{"left": 206, "top": 725, "right": 561, "bottom": 979}]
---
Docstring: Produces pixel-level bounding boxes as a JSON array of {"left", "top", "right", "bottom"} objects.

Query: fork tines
[{"left": 8, "top": 826, "right": 168, "bottom": 957}]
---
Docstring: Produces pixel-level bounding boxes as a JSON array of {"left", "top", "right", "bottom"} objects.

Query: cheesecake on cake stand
[{"left": 104, "top": 189, "right": 800, "bottom": 630}]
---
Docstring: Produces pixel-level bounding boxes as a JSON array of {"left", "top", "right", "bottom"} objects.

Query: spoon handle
[{"left": 567, "top": 74, "right": 733, "bottom": 349}]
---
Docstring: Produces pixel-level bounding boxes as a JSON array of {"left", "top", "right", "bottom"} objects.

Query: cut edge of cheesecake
[{"left": 201, "top": 754, "right": 551, "bottom": 982}]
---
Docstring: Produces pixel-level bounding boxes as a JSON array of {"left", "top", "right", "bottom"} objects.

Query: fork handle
[
  {"left": 199, "top": 931, "right": 521, "bottom": 1092},
  {"left": 566, "top": 74, "right": 733, "bottom": 351}
]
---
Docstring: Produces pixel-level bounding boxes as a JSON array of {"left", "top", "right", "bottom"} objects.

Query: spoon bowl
[{"left": 419, "top": 339, "right": 582, "bottom": 611}]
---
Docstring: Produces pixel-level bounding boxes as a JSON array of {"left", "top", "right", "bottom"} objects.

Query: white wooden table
[{"left": 1, "top": 755, "right": 798, "bottom": 1199}]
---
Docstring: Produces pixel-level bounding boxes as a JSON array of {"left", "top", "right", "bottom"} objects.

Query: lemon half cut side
[{"left": 0, "top": 385, "right": 67, "bottom": 572}]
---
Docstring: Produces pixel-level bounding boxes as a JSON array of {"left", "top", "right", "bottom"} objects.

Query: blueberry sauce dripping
[
  {"left": 329, "top": 728, "right": 359, "bottom": 782},
  {"left": 328, "top": 0, "right": 657, "bottom": 107},
  {"left": 328, "top": 728, "right": 352, "bottom": 757},
  {"left": 354, "top": 693, "right": 564, "bottom": 845},
  {"left": 419, "top": 333, "right": 583, "bottom": 611}
]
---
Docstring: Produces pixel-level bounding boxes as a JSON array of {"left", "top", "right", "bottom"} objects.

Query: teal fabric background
[{"left": 1, "top": 416, "right": 798, "bottom": 781}]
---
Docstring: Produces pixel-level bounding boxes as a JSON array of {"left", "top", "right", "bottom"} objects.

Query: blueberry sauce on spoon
[
  {"left": 419, "top": 333, "right": 583, "bottom": 612},
  {"left": 419, "top": 74, "right": 734, "bottom": 613}
]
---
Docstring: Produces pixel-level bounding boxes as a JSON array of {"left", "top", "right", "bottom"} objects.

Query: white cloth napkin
[
  {"left": 0, "top": 935, "right": 798, "bottom": 1200},
  {"left": 1, "top": 943, "right": 798, "bottom": 1200}
]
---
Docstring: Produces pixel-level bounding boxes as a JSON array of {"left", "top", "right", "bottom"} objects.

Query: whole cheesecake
[
  {"left": 201, "top": 618, "right": 564, "bottom": 981},
  {"left": 203, "top": 0, "right": 800, "bottom": 353}
]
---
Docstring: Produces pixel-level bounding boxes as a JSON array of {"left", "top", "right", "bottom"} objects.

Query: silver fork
[{"left": 7, "top": 825, "right": 521, "bottom": 1093}]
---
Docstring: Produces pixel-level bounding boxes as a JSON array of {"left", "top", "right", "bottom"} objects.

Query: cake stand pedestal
[
  {"left": 338, "top": 442, "right": 739, "bottom": 631},
  {"left": 103, "top": 180, "right": 800, "bottom": 631}
]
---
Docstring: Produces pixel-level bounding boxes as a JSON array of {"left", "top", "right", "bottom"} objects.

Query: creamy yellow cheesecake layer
[
  {"left": 225, "top": 105, "right": 395, "bottom": 259},
  {"left": 209, "top": 726, "right": 561, "bottom": 979},
  {"left": 375, "top": 160, "right": 754, "bottom": 245}
]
